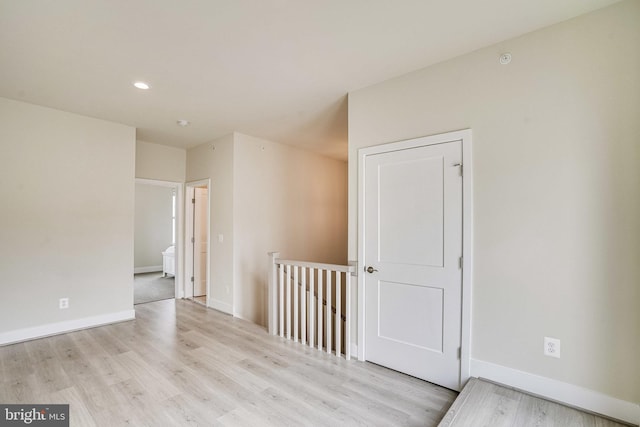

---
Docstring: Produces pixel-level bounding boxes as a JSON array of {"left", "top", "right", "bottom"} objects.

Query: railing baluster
[
  {"left": 346, "top": 270, "right": 351, "bottom": 360},
  {"left": 286, "top": 264, "right": 292, "bottom": 340},
  {"left": 317, "top": 270, "right": 323, "bottom": 351},
  {"left": 326, "top": 270, "right": 332, "bottom": 355},
  {"left": 279, "top": 264, "right": 284, "bottom": 337},
  {"left": 336, "top": 271, "right": 341, "bottom": 357},
  {"left": 268, "top": 252, "right": 279, "bottom": 335},
  {"left": 309, "top": 268, "right": 315, "bottom": 348},
  {"left": 301, "top": 267, "right": 306, "bottom": 345},
  {"left": 293, "top": 265, "right": 299, "bottom": 343},
  {"left": 268, "top": 254, "right": 355, "bottom": 360}
]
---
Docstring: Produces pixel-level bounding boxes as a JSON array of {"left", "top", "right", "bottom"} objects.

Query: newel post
[{"left": 268, "top": 252, "right": 280, "bottom": 335}]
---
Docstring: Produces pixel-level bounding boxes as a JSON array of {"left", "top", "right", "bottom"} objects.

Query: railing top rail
[{"left": 275, "top": 258, "right": 355, "bottom": 273}]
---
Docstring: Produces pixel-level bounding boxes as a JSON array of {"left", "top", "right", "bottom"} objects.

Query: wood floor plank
[
  {"left": 24, "top": 339, "right": 73, "bottom": 395},
  {"left": 47, "top": 386, "right": 98, "bottom": 427},
  {"left": 5, "top": 299, "right": 626, "bottom": 427},
  {"left": 4, "top": 303, "right": 628, "bottom": 427},
  {"left": 439, "top": 378, "right": 631, "bottom": 427},
  {"left": 1, "top": 342, "right": 33, "bottom": 383}
]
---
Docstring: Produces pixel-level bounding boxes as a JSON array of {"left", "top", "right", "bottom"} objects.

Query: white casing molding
[
  {"left": 0, "top": 310, "right": 135, "bottom": 346},
  {"left": 184, "top": 179, "right": 212, "bottom": 306},
  {"left": 471, "top": 358, "right": 640, "bottom": 425}
]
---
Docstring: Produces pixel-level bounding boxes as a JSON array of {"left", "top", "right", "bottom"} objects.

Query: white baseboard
[
  {"left": 134, "top": 265, "right": 163, "bottom": 274},
  {"left": 350, "top": 343, "right": 359, "bottom": 359},
  {"left": 209, "top": 298, "right": 233, "bottom": 315},
  {"left": 0, "top": 310, "right": 136, "bottom": 346},
  {"left": 470, "top": 358, "right": 639, "bottom": 425}
]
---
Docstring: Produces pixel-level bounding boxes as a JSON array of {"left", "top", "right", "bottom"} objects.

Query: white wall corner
[
  {"left": 470, "top": 358, "right": 640, "bottom": 425},
  {"left": 0, "top": 310, "right": 135, "bottom": 346}
]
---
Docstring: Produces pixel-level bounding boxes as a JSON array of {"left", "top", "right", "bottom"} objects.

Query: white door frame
[
  {"left": 185, "top": 179, "right": 211, "bottom": 306},
  {"left": 135, "top": 178, "right": 184, "bottom": 300},
  {"left": 357, "top": 129, "right": 473, "bottom": 387}
]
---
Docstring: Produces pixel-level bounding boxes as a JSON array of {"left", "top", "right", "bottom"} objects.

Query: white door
[
  {"left": 364, "top": 140, "right": 462, "bottom": 390},
  {"left": 193, "top": 187, "right": 208, "bottom": 297}
]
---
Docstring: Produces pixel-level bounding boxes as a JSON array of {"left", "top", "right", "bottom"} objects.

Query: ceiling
[{"left": 0, "top": 0, "right": 619, "bottom": 160}]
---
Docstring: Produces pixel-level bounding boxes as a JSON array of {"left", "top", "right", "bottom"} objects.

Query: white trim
[
  {"left": 135, "top": 178, "right": 178, "bottom": 188},
  {"left": 275, "top": 258, "right": 355, "bottom": 273},
  {"left": 350, "top": 343, "right": 358, "bottom": 359},
  {"left": 460, "top": 130, "right": 473, "bottom": 386},
  {"left": 176, "top": 183, "right": 185, "bottom": 299},
  {"left": 471, "top": 358, "right": 640, "bottom": 425},
  {"left": 184, "top": 179, "right": 211, "bottom": 306},
  {"left": 208, "top": 298, "right": 233, "bottom": 315},
  {"left": 357, "top": 151, "right": 366, "bottom": 361},
  {"left": 185, "top": 185, "right": 195, "bottom": 299},
  {"left": 357, "top": 129, "right": 473, "bottom": 390},
  {"left": 134, "top": 265, "right": 163, "bottom": 274},
  {"left": 0, "top": 310, "right": 135, "bottom": 346}
]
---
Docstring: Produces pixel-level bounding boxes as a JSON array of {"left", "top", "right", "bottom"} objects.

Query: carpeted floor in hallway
[{"left": 133, "top": 272, "right": 174, "bottom": 304}]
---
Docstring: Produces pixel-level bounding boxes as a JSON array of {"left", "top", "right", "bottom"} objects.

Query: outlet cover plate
[
  {"left": 59, "top": 298, "right": 69, "bottom": 309},
  {"left": 544, "top": 336, "right": 561, "bottom": 358}
]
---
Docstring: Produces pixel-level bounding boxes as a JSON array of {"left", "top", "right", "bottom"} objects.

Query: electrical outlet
[
  {"left": 59, "top": 298, "right": 69, "bottom": 309},
  {"left": 544, "top": 337, "right": 561, "bottom": 358}
]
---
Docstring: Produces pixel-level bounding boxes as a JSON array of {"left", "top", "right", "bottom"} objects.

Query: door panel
[
  {"left": 378, "top": 281, "right": 443, "bottom": 351},
  {"left": 194, "top": 187, "right": 208, "bottom": 297},
  {"left": 379, "top": 156, "right": 444, "bottom": 267},
  {"left": 364, "top": 141, "right": 462, "bottom": 390}
]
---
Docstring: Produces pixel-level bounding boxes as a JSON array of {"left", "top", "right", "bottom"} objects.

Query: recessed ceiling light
[
  {"left": 177, "top": 119, "right": 190, "bottom": 127},
  {"left": 133, "top": 81, "right": 150, "bottom": 90}
]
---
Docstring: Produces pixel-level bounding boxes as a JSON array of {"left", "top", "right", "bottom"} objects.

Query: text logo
[{"left": 0, "top": 405, "right": 68, "bottom": 426}]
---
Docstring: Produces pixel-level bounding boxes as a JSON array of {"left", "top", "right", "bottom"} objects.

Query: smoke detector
[{"left": 499, "top": 53, "right": 512, "bottom": 65}]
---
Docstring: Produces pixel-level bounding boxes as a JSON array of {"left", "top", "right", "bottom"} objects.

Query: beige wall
[
  {"left": 0, "top": 97, "right": 136, "bottom": 332},
  {"left": 186, "top": 134, "right": 235, "bottom": 311},
  {"left": 134, "top": 183, "right": 174, "bottom": 269},
  {"left": 136, "top": 140, "right": 186, "bottom": 182},
  {"left": 348, "top": 0, "right": 639, "bottom": 404},
  {"left": 185, "top": 132, "right": 348, "bottom": 324},
  {"left": 233, "top": 133, "right": 348, "bottom": 325}
]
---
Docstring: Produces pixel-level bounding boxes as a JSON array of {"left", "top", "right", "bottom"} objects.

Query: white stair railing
[{"left": 268, "top": 252, "right": 355, "bottom": 360}]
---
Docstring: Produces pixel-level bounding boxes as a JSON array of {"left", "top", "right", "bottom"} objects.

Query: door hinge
[
  {"left": 192, "top": 198, "right": 195, "bottom": 204},
  {"left": 191, "top": 237, "right": 195, "bottom": 243},
  {"left": 457, "top": 347, "right": 462, "bottom": 360},
  {"left": 190, "top": 276, "right": 194, "bottom": 282},
  {"left": 459, "top": 256, "right": 463, "bottom": 269}
]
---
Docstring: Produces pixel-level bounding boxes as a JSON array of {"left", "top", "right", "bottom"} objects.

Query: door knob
[{"left": 366, "top": 266, "right": 378, "bottom": 274}]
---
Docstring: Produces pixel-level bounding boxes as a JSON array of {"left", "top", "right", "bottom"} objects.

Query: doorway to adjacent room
[
  {"left": 185, "top": 180, "right": 210, "bottom": 306},
  {"left": 133, "top": 178, "right": 183, "bottom": 305}
]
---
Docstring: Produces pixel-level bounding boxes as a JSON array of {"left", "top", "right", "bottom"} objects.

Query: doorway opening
[
  {"left": 133, "top": 178, "right": 183, "bottom": 305},
  {"left": 185, "top": 180, "right": 210, "bottom": 306}
]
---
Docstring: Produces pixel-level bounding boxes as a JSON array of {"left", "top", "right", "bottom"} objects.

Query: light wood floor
[
  {"left": 439, "top": 377, "right": 630, "bottom": 427},
  {"left": 0, "top": 299, "right": 456, "bottom": 426}
]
